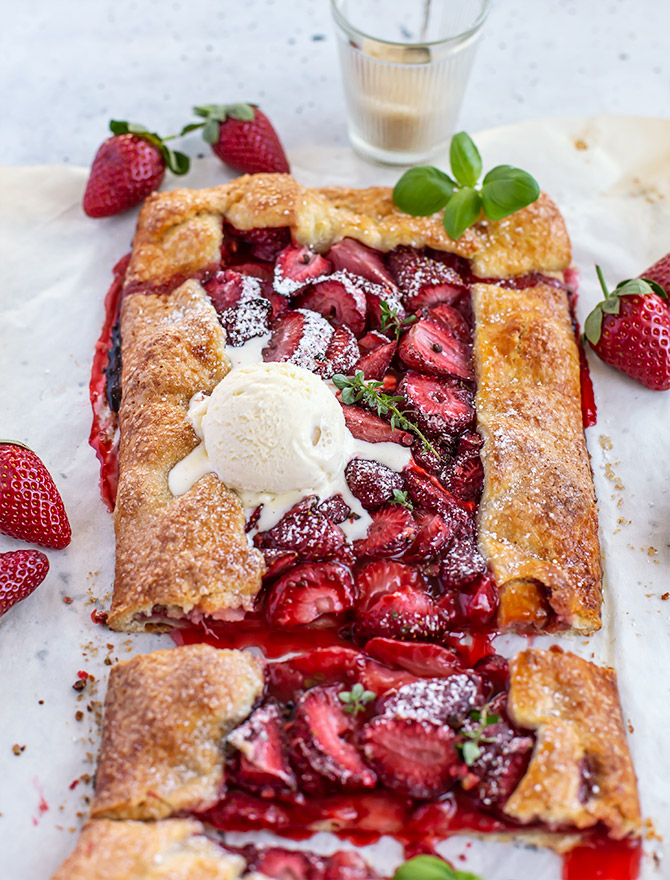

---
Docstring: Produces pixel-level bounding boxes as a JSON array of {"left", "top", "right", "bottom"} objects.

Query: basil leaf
[
  {"left": 480, "top": 167, "right": 540, "bottom": 221},
  {"left": 481, "top": 163, "right": 517, "bottom": 183},
  {"left": 393, "top": 166, "right": 455, "bottom": 216},
  {"left": 442, "top": 187, "right": 482, "bottom": 240},
  {"left": 450, "top": 132, "right": 482, "bottom": 188},
  {"left": 393, "top": 855, "right": 483, "bottom": 880}
]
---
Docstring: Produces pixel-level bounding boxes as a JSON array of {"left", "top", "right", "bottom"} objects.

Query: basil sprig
[
  {"left": 393, "top": 855, "right": 484, "bottom": 880},
  {"left": 393, "top": 132, "right": 540, "bottom": 240}
]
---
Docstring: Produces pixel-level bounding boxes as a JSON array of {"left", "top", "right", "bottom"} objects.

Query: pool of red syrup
[
  {"left": 562, "top": 837, "right": 642, "bottom": 880},
  {"left": 172, "top": 620, "right": 495, "bottom": 663}
]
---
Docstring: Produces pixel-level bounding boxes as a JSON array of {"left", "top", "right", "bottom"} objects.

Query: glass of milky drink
[{"left": 331, "top": 0, "right": 491, "bottom": 165}]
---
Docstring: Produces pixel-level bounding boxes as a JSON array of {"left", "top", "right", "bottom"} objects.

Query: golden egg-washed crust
[
  {"left": 124, "top": 173, "right": 570, "bottom": 290},
  {"left": 505, "top": 647, "right": 641, "bottom": 839},
  {"left": 51, "top": 819, "right": 246, "bottom": 880},
  {"left": 108, "top": 279, "right": 265, "bottom": 632},
  {"left": 90, "top": 645, "right": 265, "bottom": 820},
  {"left": 473, "top": 282, "right": 602, "bottom": 634}
]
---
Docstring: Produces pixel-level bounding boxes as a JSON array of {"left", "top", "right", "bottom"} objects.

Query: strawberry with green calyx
[
  {"left": 583, "top": 265, "right": 670, "bottom": 391},
  {"left": 83, "top": 120, "right": 190, "bottom": 218},
  {"left": 640, "top": 252, "right": 670, "bottom": 296},
  {"left": 190, "top": 103, "right": 290, "bottom": 175},
  {"left": 0, "top": 549, "right": 49, "bottom": 618}
]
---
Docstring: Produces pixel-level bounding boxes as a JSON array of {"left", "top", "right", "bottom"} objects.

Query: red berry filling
[{"left": 199, "top": 644, "right": 535, "bottom": 844}]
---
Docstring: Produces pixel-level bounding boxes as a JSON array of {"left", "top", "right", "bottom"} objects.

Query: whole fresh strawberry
[
  {"left": 0, "top": 443, "right": 72, "bottom": 549},
  {"left": 640, "top": 253, "right": 670, "bottom": 296},
  {"left": 83, "top": 120, "right": 190, "bottom": 218},
  {"left": 584, "top": 266, "right": 670, "bottom": 391},
  {"left": 0, "top": 549, "right": 49, "bottom": 617},
  {"left": 192, "top": 104, "right": 290, "bottom": 174}
]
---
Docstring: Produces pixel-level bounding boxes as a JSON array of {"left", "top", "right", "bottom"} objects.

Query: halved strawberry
[
  {"left": 426, "top": 303, "right": 472, "bottom": 344},
  {"left": 345, "top": 459, "right": 404, "bottom": 510},
  {"left": 324, "top": 850, "right": 379, "bottom": 880},
  {"left": 274, "top": 245, "right": 332, "bottom": 295},
  {"left": 388, "top": 247, "right": 466, "bottom": 310},
  {"left": 354, "top": 560, "right": 425, "bottom": 611},
  {"left": 398, "top": 318, "right": 473, "bottom": 381},
  {"left": 457, "top": 430, "right": 484, "bottom": 456},
  {"left": 316, "top": 325, "right": 360, "bottom": 378},
  {"left": 204, "top": 269, "right": 264, "bottom": 312},
  {"left": 268, "top": 648, "right": 362, "bottom": 702},
  {"left": 460, "top": 574, "right": 498, "bottom": 626},
  {"left": 365, "top": 638, "right": 464, "bottom": 679},
  {"left": 441, "top": 453, "right": 484, "bottom": 504},
  {"left": 381, "top": 674, "right": 485, "bottom": 726},
  {"left": 264, "top": 563, "right": 356, "bottom": 627},
  {"left": 255, "top": 497, "right": 346, "bottom": 561},
  {"left": 327, "top": 238, "right": 396, "bottom": 288},
  {"left": 225, "top": 260, "right": 274, "bottom": 282},
  {"left": 263, "top": 550, "right": 299, "bottom": 581},
  {"left": 404, "top": 468, "right": 473, "bottom": 523},
  {"left": 354, "top": 332, "right": 397, "bottom": 380},
  {"left": 439, "top": 534, "right": 488, "bottom": 590},
  {"left": 359, "top": 659, "right": 418, "bottom": 695},
  {"left": 402, "top": 508, "right": 454, "bottom": 563},
  {"left": 458, "top": 695, "right": 534, "bottom": 809},
  {"left": 288, "top": 687, "right": 377, "bottom": 793},
  {"left": 353, "top": 589, "right": 448, "bottom": 644},
  {"left": 474, "top": 653, "right": 510, "bottom": 697},
  {"left": 263, "top": 310, "right": 333, "bottom": 372},
  {"left": 399, "top": 372, "right": 474, "bottom": 438},
  {"left": 318, "top": 494, "right": 352, "bottom": 524},
  {"left": 233, "top": 226, "right": 291, "bottom": 261},
  {"left": 252, "top": 848, "right": 320, "bottom": 880},
  {"left": 410, "top": 439, "right": 449, "bottom": 475},
  {"left": 361, "top": 716, "right": 459, "bottom": 798},
  {"left": 228, "top": 701, "right": 297, "bottom": 797},
  {"left": 296, "top": 272, "right": 367, "bottom": 338},
  {"left": 220, "top": 298, "right": 272, "bottom": 346},
  {"left": 341, "top": 405, "right": 413, "bottom": 447},
  {"left": 203, "top": 790, "right": 291, "bottom": 831},
  {"left": 353, "top": 506, "right": 417, "bottom": 558}
]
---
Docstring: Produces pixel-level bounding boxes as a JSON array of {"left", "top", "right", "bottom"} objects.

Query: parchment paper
[{"left": 0, "top": 115, "right": 668, "bottom": 879}]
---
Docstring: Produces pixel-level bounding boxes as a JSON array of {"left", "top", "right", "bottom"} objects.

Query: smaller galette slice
[
  {"left": 51, "top": 818, "right": 382, "bottom": 880},
  {"left": 89, "top": 643, "right": 640, "bottom": 856}
]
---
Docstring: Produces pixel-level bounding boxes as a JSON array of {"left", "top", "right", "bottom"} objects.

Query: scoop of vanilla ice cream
[{"left": 200, "top": 362, "right": 347, "bottom": 496}]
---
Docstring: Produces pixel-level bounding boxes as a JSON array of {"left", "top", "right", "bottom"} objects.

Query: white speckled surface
[{"left": 1, "top": 1, "right": 670, "bottom": 878}]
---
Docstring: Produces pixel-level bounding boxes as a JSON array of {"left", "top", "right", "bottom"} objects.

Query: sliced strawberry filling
[{"left": 197, "top": 644, "right": 541, "bottom": 846}]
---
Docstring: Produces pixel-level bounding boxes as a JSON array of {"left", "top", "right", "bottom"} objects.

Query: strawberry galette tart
[
  {"left": 91, "top": 173, "right": 601, "bottom": 645},
  {"left": 74, "top": 172, "right": 644, "bottom": 879}
]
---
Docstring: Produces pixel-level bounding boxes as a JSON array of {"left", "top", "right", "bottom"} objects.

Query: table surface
[
  {"left": 2, "top": 3, "right": 670, "bottom": 880},
  {"left": 3, "top": 0, "right": 670, "bottom": 167}
]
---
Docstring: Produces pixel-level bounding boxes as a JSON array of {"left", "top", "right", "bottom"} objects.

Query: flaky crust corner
[
  {"left": 51, "top": 819, "right": 244, "bottom": 880},
  {"left": 473, "top": 283, "right": 602, "bottom": 634},
  {"left": 125, "top": 174, "right": 571, "bottom": 290},
  {"left": 90, "top": 645, "right": 265, "bottom": 820},
  {"left": 108, "top": 279, "right": 265, "bottom": 632},
  {"left": 505, "top": 647, "right": 641, "bottom": 840}
]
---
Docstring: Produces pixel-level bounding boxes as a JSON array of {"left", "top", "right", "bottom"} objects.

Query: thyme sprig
[
  {"left": 379, "top": 300, "right": 418, "bottom": 342},
  {"left": 338, "top": 682, "right": 376, "bottom": 716},
  {"left": 458, "top": 704, "right": 501, "bottom": 767},
  {"left": 332, "top": 370, "right": 437, "bottom": 457}
]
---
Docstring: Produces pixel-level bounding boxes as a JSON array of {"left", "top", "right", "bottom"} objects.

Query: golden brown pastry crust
[
  {"left": 505, "top": 647, "right": 641, "bottom": 839},
  {"left": 473, "top": 282, "right": 602, "bottom": 633},
  {"left": 90, "top": 645, "right": 264, "bottom": 820},
  {"left": 125, "top": 174, "right": 570, "bottom": 291},
  {"left": 108, "top": 279, "right": 265, "bottom": 632},
  {"left": 51, "top": 819, "right": 245, "bottom": 880}
]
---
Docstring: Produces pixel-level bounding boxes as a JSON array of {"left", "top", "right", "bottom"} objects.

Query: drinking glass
[{"left": 331, "top": 0, "right": 491, "bottom": 165}]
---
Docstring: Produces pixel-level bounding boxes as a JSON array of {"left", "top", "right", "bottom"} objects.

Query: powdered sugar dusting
[{"left": 290, "top": 309, "right": 334, "bottom": 371}]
